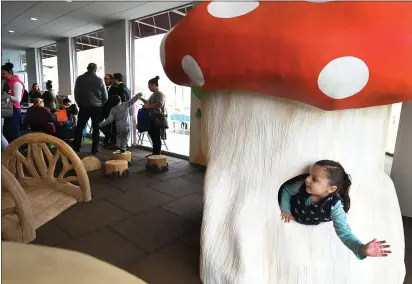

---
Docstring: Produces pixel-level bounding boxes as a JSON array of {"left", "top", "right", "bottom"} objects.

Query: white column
[
  {"left": 25, "top": 48, "right": 42, "bottom": 87},
  {"left": 56, "top": 37, "right": 77, "bottom": 98},
  {"left": 103, "top": 20, "right": 132, "bottom": 89},
  {"left": 104, "top": 20, "right": 134, "bottom": 144},
  {"left": 391, "top": 101, "right": 412, "bottom": 218}
]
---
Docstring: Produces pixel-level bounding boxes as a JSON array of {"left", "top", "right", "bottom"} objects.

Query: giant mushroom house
[{"left": 161, "top": 2, "right": 412, "bottom": 283}]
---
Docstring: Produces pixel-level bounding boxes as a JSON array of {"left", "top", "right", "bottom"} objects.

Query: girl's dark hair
[
  {"left": 113, "top": 95, "right": 121, "bottom": 105},
  {"left": 1, "top": 62, "right": 14, "bottom": 74},
  {"left": 63, "top": 98, "right": 71, "bottom": 105},
  {"left": 46, "top": 80, "right": 53, "bottom": 89},
  {"left": 32, "top": 83, "right": 38, "bottom": 88},
  {"left": 315, "top": 160, "right": 352, "bottom": 213},
  {"left": 148, "top": 76, "right": 160, "bottom": 86}
]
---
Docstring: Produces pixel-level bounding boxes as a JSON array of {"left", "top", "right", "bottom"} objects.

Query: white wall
[
  {"left": 26, "top": 48, "right": 42, "bottom": 88},
  {"left": 1, "top": 48, "right": 28, "bottom": 89},
  {"left": 57, "top": 38, "right": 77, "bottom": 96},
  {"left": 391, "top": 101, "right": 412, "bottom": 218},
  {"left": 104, "top": 20, "right": 131, "bottom": 88}
]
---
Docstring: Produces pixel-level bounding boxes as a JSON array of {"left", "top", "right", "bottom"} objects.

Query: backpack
[
  {"left": 22, "top": 89, "right": 29, "bottom": 104},
  {"left": 137, "top": 108, "right": 152, "bottom": 133}
]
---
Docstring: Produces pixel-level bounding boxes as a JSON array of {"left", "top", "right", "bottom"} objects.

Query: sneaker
[
  {"left": 113, "top": 150, "right": 122, "bottom": 154},
  {"left": 120, "top": 149, "right": 126, "bottom": 153}
]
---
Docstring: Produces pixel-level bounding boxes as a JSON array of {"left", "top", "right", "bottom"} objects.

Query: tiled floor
[
  {"left": 30, "top": 147, "right": 411, "bottom": 284},
  {"left": 32, "top": 146, "right": 204, "bottom": 283}
]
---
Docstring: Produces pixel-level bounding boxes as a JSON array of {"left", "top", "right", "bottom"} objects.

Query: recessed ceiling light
[
  {"left": 31, "top": 17, "right": 38, "bottom": 21},
  {"left": 8, "top": 30, "right": 14, "bottom": 33},
  {"left": 65, "top": 0, "right": 72, "bottom": 2}
]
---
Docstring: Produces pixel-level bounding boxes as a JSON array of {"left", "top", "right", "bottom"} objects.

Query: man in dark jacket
[
  {"left": 102, "top": 73, "right": 119, "bottom": 146},
  {"left": 113, "top": 73, "right": 131, "bottom": 102},
  {"left": 101, "top": 73, "right": 131, "bottom": 147},
  {"left": 73, "top": 63, "right": 108, "bottom": 154},
  {"left": 104, "top": 73, "right": 118, "bottom": 98}
]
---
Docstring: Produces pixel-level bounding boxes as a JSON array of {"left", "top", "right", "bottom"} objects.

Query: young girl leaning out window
[{"left": 280, "top": 160, "right": 392, "bottom": 260}]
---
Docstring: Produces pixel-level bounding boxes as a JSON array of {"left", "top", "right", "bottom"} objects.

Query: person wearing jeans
[
  {"left": 1, "top": 62, "right": 24, "bottom": 143},
  {"left": 73, "top": 63, "right": 108, "bottom": 154},
  {"left": 140, "top": 76, "right": 166, "bottom": 157}
]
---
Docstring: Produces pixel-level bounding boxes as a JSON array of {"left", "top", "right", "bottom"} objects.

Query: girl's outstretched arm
[
  {"left": 331, "top": 202, "right": 366, "bottom": 259},
  {"left": 331, "top": 203, "right": 392, "bottom": 259}
]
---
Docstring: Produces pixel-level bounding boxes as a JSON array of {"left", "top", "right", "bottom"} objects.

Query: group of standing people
[
  {"left": 1, "top": 60, "right": 167, "bottom": 157},
  {"left": 72, "top": 62, "right": 166, "bottom": 156}
]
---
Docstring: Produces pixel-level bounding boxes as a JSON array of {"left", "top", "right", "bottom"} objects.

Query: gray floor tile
[
  {"left": 179, "top": 228, "right": 201, "bottom": 249},
  {"left": 183, "top": 171, "right": 205, "bottom": 185},
  {"left": 167, "top": 158, "right": 187, "bottom": 165},
  {"left": 162, "top": 194, "right": 203, "bottom": 223},
  {"left": 108, "top": 187, "right": 175, "bottom": 214},
  {"left": 149, "top": 178, "right": 203, "bottom": 198},
  {"left": 59, "top": 227, "right": 146, "bottom": 269},
  {"left": 54, "top": 200, "right": 131, "bottom": 237},
  {"left": 128, "top": 159, "right": 147, "bottom": 173},
  {"left": 130, "top": 150, "right": 152, "bottom": 159},
  {"left": 169, "top": 161, "right": 204, "bottom": 173},
  {"left": 110, "top": 208, "right": 195, "bottom": 253},
  {"left": 109, "top": 172, "right": 158, "bottom": 192},
  {"left": 90, "top": 182, "right": 124, "bottom": 201},
  {"left": 31, "top": 221, "right": 71, "bottom": 247},
  {"left": 127, "top": 241, "right": 202, "bottom": 284},
  {"left": 405, "top": 248, "right": 412, "bottom": 284},
  {"left": 405, "top": 226, "right": 412, "bottom": 251},
  {"left": 166, "top": 156, "right": 187, "bottom": 163},
  {"left": 154, "top": 167, "right": 192, "bottom": 181}
]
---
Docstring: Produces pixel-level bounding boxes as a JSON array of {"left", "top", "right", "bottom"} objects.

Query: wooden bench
[{"left": 1, "top": 133, "right": 91, "bottom": 243}]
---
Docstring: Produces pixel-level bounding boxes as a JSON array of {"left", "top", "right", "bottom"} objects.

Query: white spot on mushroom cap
[
  {"left": 181, "top": 55, "right": 205, "bottom": 87},
  {"left": 207, "top": 1, "right": 259, "bottom": 19},
  {"left": 306, "top": 0, "right": 335, "bottom": 2},
  {"left": 160, "top": 27, "right": 174, "bottom": 67},
  {"left": 318, "top": 56, "right": 369, "bottom": 100}
]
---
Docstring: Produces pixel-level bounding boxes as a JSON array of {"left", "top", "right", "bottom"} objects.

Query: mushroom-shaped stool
[{"left": 162, "top": 2, "right": 412, "bottom": 284}]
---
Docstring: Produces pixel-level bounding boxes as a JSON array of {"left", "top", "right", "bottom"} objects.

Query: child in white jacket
[{"left": 99, "top": 93, "right": 142, "bottom": 153}]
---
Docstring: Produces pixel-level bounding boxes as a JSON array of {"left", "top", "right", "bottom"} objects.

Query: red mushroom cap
[{"left": 161, "top": 1, "right": 412, "bottom": 110}]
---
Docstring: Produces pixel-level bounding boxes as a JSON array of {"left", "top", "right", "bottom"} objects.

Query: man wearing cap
[{"left": 73, "top": 63, "right": 108, "bottom": 154}]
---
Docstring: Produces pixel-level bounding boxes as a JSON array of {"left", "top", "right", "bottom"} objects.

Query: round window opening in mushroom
[{"left": 278, "top": 160, "right": 392, "bottom": 259}]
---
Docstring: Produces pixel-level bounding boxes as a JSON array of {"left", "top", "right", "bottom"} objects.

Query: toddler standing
[{"left": 99, "top": 93, "right": 142, "bottom": 153}]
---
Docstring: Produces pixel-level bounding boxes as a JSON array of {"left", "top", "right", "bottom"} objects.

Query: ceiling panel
[
  {"left": 81, "top": 2, "right": 146, "bottom": 16},
  {"left": 112, "top": 1, "right": 190, "bottom": 20},
  {"left": 1, "top": 1, "right": 193, "bottom": 49},
  {"left": 4, "top": 1, "right": 93, "bottom": 32},
  {"left": 65, "top": 10, "right": 115, "bottom": 25},
  {"left": 59, "top": 23, "right": 103, "bottom": 38},
  {"left": 2, "top": 35, "right": 42, "bottom": 46},
  {"left": 30, "top": 11, "right": 99, "bottom": 36},
  {"left": 1, "top": 1, "right": 39, "bottom": 25},
  {"left": 28, "top": 40, "right": 56, "bottom": 49}
]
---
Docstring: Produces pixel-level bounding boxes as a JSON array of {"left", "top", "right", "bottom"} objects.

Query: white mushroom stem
[{"left": 200, "top": 91, "right": 405, "bottom": 284}]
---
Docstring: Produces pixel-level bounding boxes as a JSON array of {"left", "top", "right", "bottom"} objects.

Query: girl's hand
[
  {"left": 360, "top": 239, "right": 392, "bottom": 257},
  {"left": 280, "top": 211, "right": 295, "bottom": 223}
]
